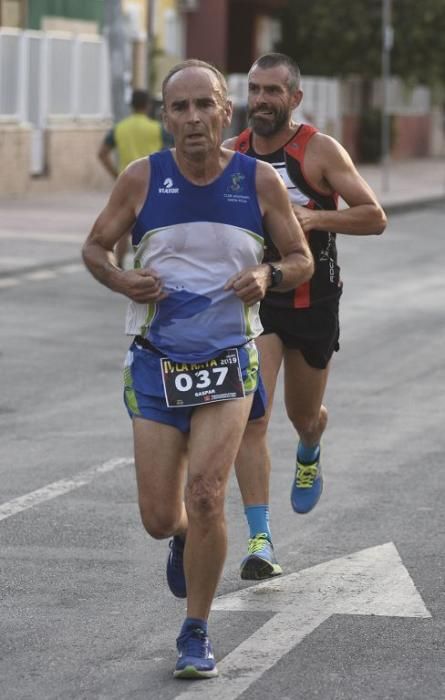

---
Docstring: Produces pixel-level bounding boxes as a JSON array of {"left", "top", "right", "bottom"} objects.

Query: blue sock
[
  {"left": 297, "top": 442, "right": 320, "bottom": 464},
  {"left": 180, "top": 617, "right": 208, "bottom": 636},
  {"left": 244, "top": 504, "right": 272, "bottom": 541}
]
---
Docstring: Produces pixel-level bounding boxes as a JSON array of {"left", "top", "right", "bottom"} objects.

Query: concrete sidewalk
[{"left": 358, "top": 157, "right": 445, "bottom": 212}]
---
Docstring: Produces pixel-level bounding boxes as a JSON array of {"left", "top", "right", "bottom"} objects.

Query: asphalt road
[{"left": 1, "top": 200, "right": 444, "bottom": 700}]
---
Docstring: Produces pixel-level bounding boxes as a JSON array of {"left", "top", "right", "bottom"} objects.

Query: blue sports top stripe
[{"left": 132, "top": 150, "right": 264, "bottom": 243}]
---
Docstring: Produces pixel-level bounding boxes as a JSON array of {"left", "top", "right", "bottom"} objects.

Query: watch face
[{"left": 272, "top": 265, "right": 283, "bottom": 287}]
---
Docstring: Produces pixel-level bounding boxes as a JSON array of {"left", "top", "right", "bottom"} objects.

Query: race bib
[{"left": 160, "top": 348, "right": 245, "bottom": 407}]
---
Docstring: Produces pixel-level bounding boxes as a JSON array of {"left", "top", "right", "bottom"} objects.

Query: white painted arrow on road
[{"left": 173, "top": 542, "right": 431, "bottom": 700}]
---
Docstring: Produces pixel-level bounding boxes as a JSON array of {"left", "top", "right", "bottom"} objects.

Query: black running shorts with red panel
[{"left": 259, "top": 299, "right": 340, "bottom": 370}]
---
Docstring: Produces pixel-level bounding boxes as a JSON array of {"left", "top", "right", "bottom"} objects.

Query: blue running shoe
[
  {"left": 291, "top": 445, "right": 323, "bottom": 514},
  {"left": 166, "top": 536, "right": 186, "bottom": 598},
  {"left": 174, "top": 627, "right": 218, "bottom": 679},
  {"left": 240, "top": 533, "right": 283, "bottom": 580}
]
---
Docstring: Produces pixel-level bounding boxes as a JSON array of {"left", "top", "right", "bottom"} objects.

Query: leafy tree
[
  {"left": 278, "top": 0, "right": 445, "bottom": 160},
  {"left": 392, "top": 0, "right": 445, "bottom": 91},
  {"left": 278, "top": 0, "right": 445, "bottom": 89}
]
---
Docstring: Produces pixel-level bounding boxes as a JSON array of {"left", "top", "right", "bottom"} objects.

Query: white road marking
[
  {"left": 58, "top": 263, "right": 84, "bottom": 274},
  {"left": 173, "top": 542, "right": 431, "bottom": 700},
  {"left": 23, "top": 270, "right": 58, "bottom": 281},
  {"left": 0, "top": 230, "right": 85, "bottom": 243},
  {"left": 0, "top": 277, "right": 20, "bottom": 288},
  {"left": 0, "top": 262, "right": 84, "bottom": 287},
  {"left": 0, "top": 256, "right": 37, "bottom": 267},
  {"left": 0, "top": 457, "right": 133, "bottom": 522}
]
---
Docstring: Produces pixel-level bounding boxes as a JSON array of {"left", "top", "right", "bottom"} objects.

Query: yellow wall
[
  {"left": 122, "top": 0, "right": 147, "bottom": 36},
  {"left": 152, "top": 0, "right": 184, "bottom": 96},
  {"left": 153, "top": 0, "right": 176, "bottom": 48},
  {"left": 1, "top": 0, "right": 22, "bottom": 27},
  {"left": 120, "top": 0, "right": 184, "bottom": 96}
]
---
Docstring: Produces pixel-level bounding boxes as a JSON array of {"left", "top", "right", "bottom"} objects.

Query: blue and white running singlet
[{"left": 125, "top": 150, "right": 266, "bottom": 363}]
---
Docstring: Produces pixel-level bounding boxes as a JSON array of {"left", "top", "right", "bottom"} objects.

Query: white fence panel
[
  {"left": 78, "top": 38, "right": 111, "bottom": 117},
  {"left": 25, "top": 32, "right": 49, "bottom": 174},
  {"left": 48, "top": 33, "right": 74, "bottom": 116},
  {"left": 0, "top": 30, "right": 21, "bottom": 119},
  {"left": 0, "top": 28, "right": 111, "bottom": 173},
  {"left": 293, "top": 77, "right": 342, "bottom": 141}
]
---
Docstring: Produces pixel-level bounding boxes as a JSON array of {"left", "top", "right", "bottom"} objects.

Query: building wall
[
  {"left": 227, "top": 3, "right": 253, "bottom": 72},
  {"left": 0, "top": 124, "right": 31, "bottom": 195},
  {"left": 431, "top": 107, "right": 445, "bottom": 157},
  {"left": 0, "top": 0, "right": 24, "bottom": 27},
  {"left": 0, "top": 122, "right": 112, "bottom": 196},
  {"left": 341, "top": 115, "right": 361, "bottom": 163},
  {"left": 392, "top": 115, "right": 432, "bottom": 160},
  {"left": 185, "top": 0, "right": 285, "bottom": 74},
  {"left": 186, "top": 0, "right": 228, "bottom": 70},
  {"left": 342, "top": 113, "right": 435, "bottom": 163},
  {"left": 153, "top": 0, "right": 177, "bottom": 51},
  {"left": 27, "top": 0, "right": 103, "bottom": 30},
  {"left": 122, "top": 0, "right": 146, "bottom": 35},
  {"left": 341, "top": 78, "right": 439, "bottom": 162},
  {"left": 43, "top": 122, "right": 112, "bottom": 191},
  {"left": 151, "top": 0, "right": 185, "bottom": 96}
]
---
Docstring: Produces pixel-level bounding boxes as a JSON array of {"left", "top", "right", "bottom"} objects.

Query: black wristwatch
[{"left": 267, "top": 263, "right": 283, "bottom": 289}]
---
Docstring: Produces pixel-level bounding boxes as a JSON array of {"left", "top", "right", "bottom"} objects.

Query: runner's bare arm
[
  {"left": 293, "top": 133, "right": 387, "bottom": 235},
  {"left": 82, "top": 159, "right": 167, "bottom": 304},
  {"left": 225, "top": 161, "right": 314, "bottom": 305}
]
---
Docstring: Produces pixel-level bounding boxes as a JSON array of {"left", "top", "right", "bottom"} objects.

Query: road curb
[{"left": 383, "top": 195, "right": 444, "bottom": 215}]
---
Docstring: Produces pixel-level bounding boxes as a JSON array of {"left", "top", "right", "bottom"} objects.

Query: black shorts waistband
[{"left": 134, "top": 336, "right": 164, "bottom": 355}]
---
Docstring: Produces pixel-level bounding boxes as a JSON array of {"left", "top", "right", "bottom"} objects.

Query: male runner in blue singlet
[
  {"left": 224, "top": 53, "right": 387, "bottom": 581},
  {"left": 82, "top": 60, "right": 313, "bottom": 680}
]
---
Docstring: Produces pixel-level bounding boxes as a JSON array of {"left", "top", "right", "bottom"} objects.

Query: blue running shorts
[{"left": 123, "top": 339, "right": 266, "bottom": 433}]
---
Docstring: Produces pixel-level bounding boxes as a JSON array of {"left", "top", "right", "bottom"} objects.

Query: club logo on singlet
[
  {"left": 224, "top": 172, "right": 249, "bottom": 203},
  {"left": 159, "top": 177, "right": 179, "bottom": 194}
]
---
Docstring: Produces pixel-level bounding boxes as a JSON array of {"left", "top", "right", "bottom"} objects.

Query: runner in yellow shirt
[{"left": 98, "top": 89, "right": 169, "bottom": 266}]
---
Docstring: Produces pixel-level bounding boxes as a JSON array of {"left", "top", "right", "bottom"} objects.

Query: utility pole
[
  {"left": 103, "top": 0, "right": 128, "bottom": 122},
  {"left": 146, "top": 0, "right": 154, "bottom": 94},
  {"left": 381, "top": 0, "right": 393, "bottom": 192}
]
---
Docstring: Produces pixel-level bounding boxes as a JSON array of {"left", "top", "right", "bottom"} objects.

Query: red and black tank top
[{"left": 235, "top": 125, "right": 342, "bottom": 308}]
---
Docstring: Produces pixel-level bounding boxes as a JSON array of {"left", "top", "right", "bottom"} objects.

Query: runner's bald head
[{"left": 162, "top": 59, "right": 228, "bottom": 104}]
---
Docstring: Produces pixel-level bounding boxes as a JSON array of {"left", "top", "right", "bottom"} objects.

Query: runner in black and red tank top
[
  {"left": 224, "top": 53, "right": 387, "bottom": 582},
  {"left": 235, "top": 124, "right": 341, "bottom": 309}
]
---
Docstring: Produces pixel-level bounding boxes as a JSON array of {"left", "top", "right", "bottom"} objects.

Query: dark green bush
[{"left": 358, "top": 109, "right": 394, "bottom": 163}]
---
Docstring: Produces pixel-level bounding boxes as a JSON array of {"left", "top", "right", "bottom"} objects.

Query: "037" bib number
[{"left": 160, "top": 348, "right": 245, "bottom": 407}]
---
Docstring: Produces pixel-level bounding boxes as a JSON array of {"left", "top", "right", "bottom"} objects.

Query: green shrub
[{"left": 358, "top": 109, "right": 394, "bottom": 163}]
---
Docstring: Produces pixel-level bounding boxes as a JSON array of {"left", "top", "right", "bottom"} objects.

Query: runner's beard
[{"left": 248, "top": 106, "right": 288, "bottom": 137}]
